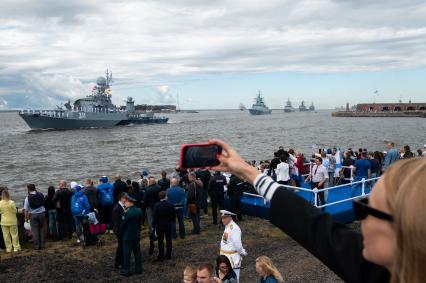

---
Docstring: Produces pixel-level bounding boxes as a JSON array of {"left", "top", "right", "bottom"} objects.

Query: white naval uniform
[{"left": 220, "top": 220, "right": 246, "bottom": 282}]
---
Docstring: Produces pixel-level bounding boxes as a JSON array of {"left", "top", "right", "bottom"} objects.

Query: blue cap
[
  {"left": 327, "top": 148, "right": 332, "bottom": 154},
  {"left": 75, "top": 185, "right": 82, "bottom": 191},
  {"left": 99, "top": 176, "right": 108, "bottom": 183},
  {"left": 140, "top": 170, "right": 149, "bottom": 177}
]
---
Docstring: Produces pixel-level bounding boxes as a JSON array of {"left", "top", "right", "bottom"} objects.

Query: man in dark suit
[
  {"left": 152, "top": 191, "right": 176, "bottom": 261},
  {"left": 112, "top": 193, "right": 126, "bottom": 269},
  {"left": 120, "top": 194, "right": 143, "bottom": 277},
  {"left": 208, "top": 171, "right": 226, "bottom": 225},
  {"left": 143, "top": 176, "right": 162, "bottom": 254}
]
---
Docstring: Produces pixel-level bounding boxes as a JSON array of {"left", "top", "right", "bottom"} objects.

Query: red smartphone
[{"left": 180, "top": 143, "right": 222, "bottom": 169}]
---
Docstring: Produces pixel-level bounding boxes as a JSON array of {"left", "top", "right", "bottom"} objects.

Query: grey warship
[
  {"left": 249, "top": 91, "right": 272, "bottom": 115},
  {"left": 19, "top": 70, "right": 168, "bottom": 130}
]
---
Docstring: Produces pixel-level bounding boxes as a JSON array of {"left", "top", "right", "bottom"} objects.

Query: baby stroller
[{"left": 83, "top": 210, "right": 105, "bottom": 247}]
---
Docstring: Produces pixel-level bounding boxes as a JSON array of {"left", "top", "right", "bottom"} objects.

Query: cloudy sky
[{"left": 1, "top": 0, "right": 426, "bottom": 109}]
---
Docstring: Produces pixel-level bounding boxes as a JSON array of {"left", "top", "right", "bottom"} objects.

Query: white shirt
[
  {"left": 275, "top": 162, "right": 290, "bottom": 182},
  {"left": 311, "top": 164, "right": 329, "bottom": 183}
]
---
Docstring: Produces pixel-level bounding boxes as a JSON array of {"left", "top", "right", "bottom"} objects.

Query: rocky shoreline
[{"left": 0, "top": 214, "right": 345, "bottom": 282}]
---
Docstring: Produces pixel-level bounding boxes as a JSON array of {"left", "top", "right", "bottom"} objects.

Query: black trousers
[
  {"left": 56, "top": 209, "right": 73, "bottom": 239},
  {"left": 98, "top": 204, "right": 114, "bottom": 230},
  {"left": 211, "top": 196, "right": 224, "bottom": 225},
  {"left": 230, "top": 199, "right": 242, "bottom": 221},
  {"left": 157, "top": 228, "right": 172, "bottom": 259},
  {"left": 115, "top": 235, "right": 123, "bottom": 267}
]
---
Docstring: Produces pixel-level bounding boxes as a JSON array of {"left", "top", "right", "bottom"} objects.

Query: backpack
[
  {"left": 71, "top": 195, "right": 85, "bottom": 215},
  {"left": 100, "top": 184, "right": 114, "bottom": 205},
  {"left": 28, "top": 192, "right": 45, "bottom": 209}
]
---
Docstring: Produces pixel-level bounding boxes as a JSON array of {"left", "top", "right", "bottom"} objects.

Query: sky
[{"left": 1, "top": 0, "right": 426, "bottom": 110}]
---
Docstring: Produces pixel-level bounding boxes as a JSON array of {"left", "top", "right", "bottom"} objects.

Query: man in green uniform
[{"left": 120, "top": 194, "right": 143, "bottom": 277}]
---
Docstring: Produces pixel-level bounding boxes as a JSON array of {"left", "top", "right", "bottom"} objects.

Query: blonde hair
[
  {"left": 183, "top": 265, "right": 197, "bottom": 283},
  {"left": 256, "top": 256, "right": 284, "bottom": 283},
  {"left": 384, "top": 158, "right": 426, "bottom": 283}
]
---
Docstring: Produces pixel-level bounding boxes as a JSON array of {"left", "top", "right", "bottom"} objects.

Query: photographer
[{"left": 208, "top": 139, "right": 426, "bottom": 283}]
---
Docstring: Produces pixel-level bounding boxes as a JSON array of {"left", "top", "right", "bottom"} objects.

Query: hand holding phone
[{"left": 180, "top": 143, "right": 222, "bottom": 169}]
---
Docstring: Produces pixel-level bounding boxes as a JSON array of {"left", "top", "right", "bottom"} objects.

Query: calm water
[{"left": 1, "top": 110, "right": 425, "bottom": 204}]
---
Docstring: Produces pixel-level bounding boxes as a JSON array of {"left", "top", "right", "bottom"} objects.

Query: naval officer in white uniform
[{"left": 219, "top": 210, "right": 247, "bottom": 282}]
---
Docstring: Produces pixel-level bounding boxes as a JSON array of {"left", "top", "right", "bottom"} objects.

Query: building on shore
[{"left": 356, "top": 103, "right": 426, "bottom": 112}]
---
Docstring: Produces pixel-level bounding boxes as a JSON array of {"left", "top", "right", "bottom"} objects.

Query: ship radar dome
[{"left": 96, "top": 76, "right": 107, "bottom": 86}]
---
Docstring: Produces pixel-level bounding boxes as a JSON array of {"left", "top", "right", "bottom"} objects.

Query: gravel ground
[{"left": 0, "top": 215, "right": 345, "bottom": 282}]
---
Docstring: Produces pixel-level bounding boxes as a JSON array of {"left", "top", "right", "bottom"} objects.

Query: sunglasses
[{"left": 352, "top": 196, "right": 394, "bottom": 222}]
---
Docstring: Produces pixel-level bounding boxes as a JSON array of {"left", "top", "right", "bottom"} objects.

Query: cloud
[
  {"left": 153, "top": 85, "right": 176, "bottom": 104},
  {"left": 0, "top": 97, "right": 8, "bottom": 108},
  {"left": 1, "top": 0, "right": 426, "bottom": 108}
]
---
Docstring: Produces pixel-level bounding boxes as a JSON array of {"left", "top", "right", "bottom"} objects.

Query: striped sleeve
[{"left": 253, "top": 174, "right": 280, "bottom": 202}]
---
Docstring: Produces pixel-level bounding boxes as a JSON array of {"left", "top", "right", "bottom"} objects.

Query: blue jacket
[
  {"left": 97, "top": 182, "right": 115, "bottom": 205},
  {"left": 166, "top": 185, "right": 186, "bottom": 208},
  {"left": 383, "top": 148, "right": 400, "bottom": 170},
  {"left": 259, "top": 275, "right": 279, "bottom": 283},
  {"left": 71, "top": 191, "right": 91, "bottom": 216}
]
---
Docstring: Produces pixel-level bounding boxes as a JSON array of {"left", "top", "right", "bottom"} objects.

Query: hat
[
  {"left": 75, "top": 185, "right": 82, "bottom": 191},
  {"left": 424, "top": 144, "right": 426, "bottom": 148},
  {"left": 99, "top": 176, "right": 108, "bottom": 183},
  {"left": 70, "top": 181, "right": 78, "bottom": 189},
  {"left": 140, "top": 170, "right": 149, "bottom": 177},
  {"left": 220, "top": 210, "right": 235, "bottom": 217},
  {"left": 125, "top": 194, "right": 137, "bottom": 202}
]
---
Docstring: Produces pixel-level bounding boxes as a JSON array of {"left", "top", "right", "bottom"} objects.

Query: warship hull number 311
[{"left": 19, "top": 70, "right": 168, "bottom": 130}]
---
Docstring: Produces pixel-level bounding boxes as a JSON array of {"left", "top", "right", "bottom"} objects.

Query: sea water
[{"left": 0, "top": 110, "right": 425, "bottom": 203}]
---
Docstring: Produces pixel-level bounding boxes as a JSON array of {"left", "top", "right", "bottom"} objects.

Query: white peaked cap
[{"left": 220, "top": 210, "right": 236, "bottom": 217}]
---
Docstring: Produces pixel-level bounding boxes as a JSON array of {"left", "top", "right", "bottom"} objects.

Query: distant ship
[
  {"left": 239, "top": 103, "right": 246, "bottom": 111},
  {"left": 299, "top": 101, "right": 308, "bottom": 112},
  {"left": 19, "top": 70, "right": 168, "bottom": 130},
  {"left": 249, "top": 91, "right": 272, "bottom": 115},
  {"left": 309, "top": 102, "right": 315, "bottom": 111},
  {"left": 283, "top": 98, "right": 295, "bottom": 112}
]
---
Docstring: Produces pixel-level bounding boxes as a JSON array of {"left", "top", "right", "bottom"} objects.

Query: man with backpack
[
  {"left": 24, "top": 184, "right": 46, "bottom": 250},
  {"left": 97, "top": 176, "right": 115, "bottom": 233},
  {"left": 71, "top": 185, "right": 91, "bottom": 244}
]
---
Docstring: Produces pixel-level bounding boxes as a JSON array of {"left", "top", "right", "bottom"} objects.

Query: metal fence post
[
  {"left": 361, "top": 178, "right": 365, "bottom": 196},
  {"left": 313, "top": 187, "right": 318, "bottom": 207},
  {"left": 350, "top": 165, "right": 354, "bottom": 182}
]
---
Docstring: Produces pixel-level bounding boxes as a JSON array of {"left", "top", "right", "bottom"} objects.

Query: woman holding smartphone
[{"left": 208, "top": 139, "right": 426, "bottom": 283}]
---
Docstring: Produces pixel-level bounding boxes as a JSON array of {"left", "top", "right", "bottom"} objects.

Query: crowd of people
[{"left": 0, "top": 141, "right": 425, "bottom": 281}]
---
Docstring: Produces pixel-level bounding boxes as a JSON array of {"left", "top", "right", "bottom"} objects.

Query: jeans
[
  {"left": 48, "top": 209, "right": 58, "bottom": 238},
  {"left": 73, "top": 215, "right": 86, "bottom": 241},
  {"left": 172, "top": 208, "right": 185, "bottom": 239},
  {"left": 146, "top": 207, "right": 154, "bottom": 235},
  {"left": 30, "top": 212, "right": 46, "bottom": 249},
  {"left": 183, "top": 193, "right": 188, "bottom": 218}
]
